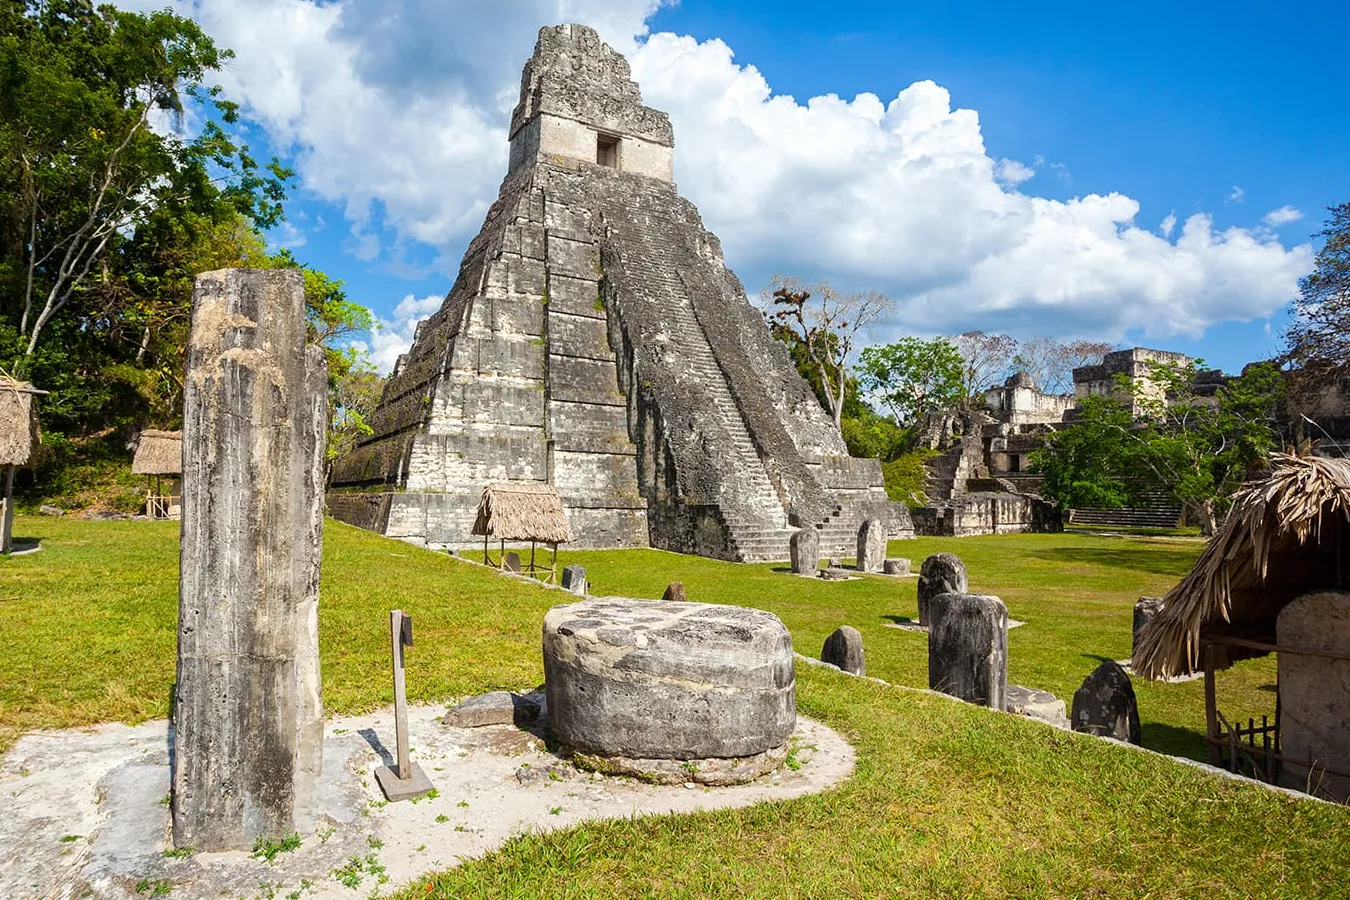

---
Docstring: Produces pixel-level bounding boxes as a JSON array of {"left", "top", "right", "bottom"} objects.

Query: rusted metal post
[{"left": 374, "top": 609, "right": 434, "bottom": 801}]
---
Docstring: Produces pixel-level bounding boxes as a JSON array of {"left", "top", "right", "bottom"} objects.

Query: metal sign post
[{"left": 374, "top": 609, "right": 435, "bottom": 801}]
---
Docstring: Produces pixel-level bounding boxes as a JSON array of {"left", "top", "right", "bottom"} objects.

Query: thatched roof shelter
[
  {"left": 471, "top": 482, "right": 574, "bottom": 544},
  {"left": 131, "top": 430, "right": 183, "bottom": 476},
  {"left": 0, "top": 378, "right": 41, "bottom": 468},
  {"left": 1134, "top": 454, "right": 1350, "bottom": 678}
]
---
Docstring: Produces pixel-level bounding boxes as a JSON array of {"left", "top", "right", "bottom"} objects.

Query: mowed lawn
[{"left": 2, "top": 516, "right": 1345, "bottom": 898}]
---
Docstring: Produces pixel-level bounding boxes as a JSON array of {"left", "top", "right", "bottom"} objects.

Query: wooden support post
[
  {"left": 1, "top": 465, "right": 14, "bottom": 555},
  {"left": 374, "top": 609, "right": 434, "bottom": 801},
  {"left": 1203, "top": 640, "right": 1220, "bottom": 768}
]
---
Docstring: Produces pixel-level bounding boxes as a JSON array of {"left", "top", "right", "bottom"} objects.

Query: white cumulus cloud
[
  {"left": 1263, "top": 205, "right": 1303, "bottom": 227},
  {"left": 117, "top": 0, "right": 1312, "bottom": 349}
]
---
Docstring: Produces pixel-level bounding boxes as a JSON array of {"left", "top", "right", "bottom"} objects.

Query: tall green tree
[
  {"left": 857, "top": 337, "right": 965, "bottom": 425},
  {"left": 0, "top": 0, "right": 290, "bottom": 368},
  {"left": 1031, "top": 361, "right": 1284, "bottom": 535},
  {"left": 1287, "top": 199, "right": 1350, "bottom": 368}
]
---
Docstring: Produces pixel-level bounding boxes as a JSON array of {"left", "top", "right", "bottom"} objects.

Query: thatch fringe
[
  {"left": 131, "top": 430, "right": 184, "bottom": 475},
  {"left": 471, "top": 482, "right": 574, "bottom": 544},
  {"left": 0, "top": 378, "right": 39, "bottom": 467},
  {"left": 1134, "top": 454, "right": 1350, "bottom": 678}
]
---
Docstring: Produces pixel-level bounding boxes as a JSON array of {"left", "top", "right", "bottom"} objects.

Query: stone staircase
[{"left": 600, "top": 189, "right": 795, "bottom": 562}]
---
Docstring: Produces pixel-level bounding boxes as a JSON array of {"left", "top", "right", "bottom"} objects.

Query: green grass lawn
[{"left": 2, "top": 515, "right": 1343, "bottom": 898}]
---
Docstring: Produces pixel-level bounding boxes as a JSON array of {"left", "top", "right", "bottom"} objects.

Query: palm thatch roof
[
  {"left": 471, "top": 482, "right": 574, "bottom": 544},
  {"left": 131, "top": 430, "right": 183, "bottom": 476},
  {"left": 0, "top": 378, "right": 41, "bottom": 468},
  {"left": 1134, "top": 454, "right": 1350, "bottom": 678}
]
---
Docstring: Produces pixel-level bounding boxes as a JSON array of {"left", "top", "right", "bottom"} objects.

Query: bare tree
[
  {"left": 949, "top": 331, "right": 1018, "bottom": 404},
  {"left": 763, "top": 276, "right": 892, "bottom": 430},
  {"left": 1012, "top": 337, "right": 1115, "bottom": 394}
]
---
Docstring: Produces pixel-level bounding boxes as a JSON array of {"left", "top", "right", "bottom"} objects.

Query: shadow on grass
[
  {"left": 1022, "top": 545, "right": 1200, "bottom": 577},
  {"left": 1141, "top": 721, "right": 1207, "bottom": 760},
  {"left": 883, "top": 614, "right": 923, "bottom": 627}
]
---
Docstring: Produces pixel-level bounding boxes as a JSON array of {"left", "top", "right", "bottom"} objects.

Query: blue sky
[{"left": 137, "top": 0, "right": 1348, "bottom": 378}]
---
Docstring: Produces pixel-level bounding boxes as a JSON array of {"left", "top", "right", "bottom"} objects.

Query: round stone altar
[{"left": 542, "top": 597, "right": 796, "bottom": 784}]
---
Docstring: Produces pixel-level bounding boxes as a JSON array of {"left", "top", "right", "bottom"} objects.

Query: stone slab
[
  {"left": 374, "top": 761, "right": 436, "bottom": 802},
  {"left": 442, "top": 691, "right": 542, "bottom": 728}
]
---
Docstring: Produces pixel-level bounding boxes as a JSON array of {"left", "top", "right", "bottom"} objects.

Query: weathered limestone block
[
  {"left": 883, "top": 558, "right": 910, "bottom": 576},
  {"left": 1131, "top": 597, "right": 1163, "bottom": 661},
  {"left": 662, "top": 581, "right": 685, "bottom": 602},
  {"left": 542, "top": 598, "right": 796, "bottom": 766},
  {"left": 173, "top": 268, "right": 326, "bottom": 852},
  {"left": 1005, "top": 684, "right": 1069, "bottom": 729},
  {"left": 790, "top": 528, "right": 820, "bottom": 575},
  {"left": 442, "top": 691, "right": 541, "bottom": 728},
  {"left": 927, "top": 592, "right": 1007, "bottom": 709},
  {"left": 918, "top": 553, "right": 968, "bottom": 626},
  {"left": 561, "top": 564, "right": 587, "bottom": 596},
  {"left": 822, "top": 626, "right": 865, "bottom": 675},
  {"left": 1071, "top": 661, "right": 1141, "bottom": 744},
  {"left": 1277, "top": 591, "right": 1350, "bottom": 801},
  {"left": 856, "top": 519, "right": 886, "bottom": 573}
]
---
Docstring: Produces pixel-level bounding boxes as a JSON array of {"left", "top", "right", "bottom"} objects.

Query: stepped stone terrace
[{"left": 327, "top": 24, "right": 904, "bottom": 562}]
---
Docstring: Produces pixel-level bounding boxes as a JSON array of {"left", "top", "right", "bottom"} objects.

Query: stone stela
[
  {"left": 171, "top": 268, "right": 326, "bottom": 852},
  {"left": 375, "top": 609, "right": 435, "bottom": 801}
]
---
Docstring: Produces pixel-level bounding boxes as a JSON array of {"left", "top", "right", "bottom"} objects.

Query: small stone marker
[
  {"left": 561, "top": 564, "right": 587, "bottom": 596},
  {"left": 663, "top": 581, "right": 686, "bottom": 602},
  {"left": 829, "top": 557, "right": 842, "bottom": 568},
  {"left": 883, "top": 558, "right": 910, "bottom": 576},
  {"left": 819, "top": 566, "right": 849, "bottom": 582},
  {"left": 821, "top": 626, "right": 865, "bottom": 675},
  {"left": 1005, "top": 684, "right": 1069, "bottom": 729},
  {"left": 375, "top": 610, "right": 436, "bottom": 801},
  {"left": 443, "top": 691, "right": 541, "bottom": 728},
  {"left": 1071, "top": 660, "right": 1141, "bottom": 745},
  {"left": 927, "top": 592, "right": 1008, "bottom": 709},
  {"left": 172, "top": 268, "right": 325, "bottom": 852},
  {"left": 918, "top": 553, "right": 968, "bottom": 626},
  {"left": 504, "top": 551, "right": 522, "bottom": 573},
  {"left": 790, "top": 527, "right": 821, "bottom": 575},
  {"left": 1131, "top": 597, "right": 1163, "bottom": 660},
  {"left": 856, "top": 518, "right": 886, "bottom": 573}
]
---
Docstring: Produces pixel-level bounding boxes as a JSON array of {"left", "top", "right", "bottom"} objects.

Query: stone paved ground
[{"left": 0, "top": 705, "right": 853, "bottom": 899}]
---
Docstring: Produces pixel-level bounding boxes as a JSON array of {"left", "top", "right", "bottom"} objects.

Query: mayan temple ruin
[{"left": 327, "top": 24, "right": 899, "bottom": 561}]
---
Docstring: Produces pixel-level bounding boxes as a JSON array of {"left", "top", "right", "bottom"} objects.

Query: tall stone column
[{"left": 172, "top": 269, "right": 327, "bottom": 851}]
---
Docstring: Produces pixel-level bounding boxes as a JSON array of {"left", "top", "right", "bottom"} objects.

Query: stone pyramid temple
[{"left": 327, "top": 24, "right": 903, "bottom": 561}]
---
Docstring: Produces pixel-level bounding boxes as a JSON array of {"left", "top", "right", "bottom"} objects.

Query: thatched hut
[
  {"left": 131, "top": 429, "right": 183, "bottom": 518},
  {"left": 1, "top": 378, "right": 45, "bottom": 555},
  {"left": 1134, "top": 454, "right": 1350, "bottom": 797},
  {"left": 471, "top": 482, "right": 574, "bottom": 583}
]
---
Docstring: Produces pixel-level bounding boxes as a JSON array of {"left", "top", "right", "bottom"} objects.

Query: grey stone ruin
[
  {"left": 504, "top": 551, "right": 522, "bottom": 573},
  {"left": 856, "top": 518, "right": 886, "bottom": 573},
  {"left": 543, "top": 597, "right": 795, "bottom": 785},
  {"left": 821, "top": 626, "right": 865, "bottom": 676},
  {"left": 883, "top": 557, "right": 910, "bottom": 576},
  {"left": 1131, "top": 597, "right": 1163, "bottom": 661},
  {"left": 1071, "top": 661, "right": 1141, "bottom": 744},
  {"left": 561, "top": 564, "right": 588, "bottom": 596},
  {"left": 918, "top": 553, "right": 968, "bottom": 626},
  {"left": 172, "top": 269, "right": 326, "bottom": 851},
  {"left": 1277, "top": 591, "right": 1350, "bottom": 801},
  {"left": 442, "top": 690, "right": 541, "bottom": 728},
  {"left": 325, "top": 23, "right": 898, "bottom": 563},
  {"left": 927, "top": 592, "right": 1008, "bottom": 709},
  {"left": 790, "top": 527, "right": 821, "bottom": 575}
]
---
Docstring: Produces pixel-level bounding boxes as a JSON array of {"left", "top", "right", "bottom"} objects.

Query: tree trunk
[{"left": 1191, "top": 500, "right": 1218, "bottom": 538}]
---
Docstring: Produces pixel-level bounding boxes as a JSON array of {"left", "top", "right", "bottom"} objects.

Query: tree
[
  {"left": 949, "top": 331, "right": 1018, "bottom": 405},
  {"left": 763, "top": 275, "right": 892, "bottom": 430},
  {"left": 0, "top": 0, "right": 291, "bottom": 369},
  {"left": 1011, "top": 337, "right": 1114, "bottom": 394},
  {"left": 1287, "top": 199, "right": 1350, "bottom": 368},
  {"left": 1031, "top": 361, "right": 1284, "bottom": 535},
  {"left": 327, "top": 364, "right": 383, "bottom": 464},
  {"left": 857, "top": 337, "right": 965, "bottom": 425}
]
